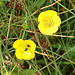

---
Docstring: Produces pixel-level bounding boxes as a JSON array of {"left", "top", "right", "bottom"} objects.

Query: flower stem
[{"left": 35, "top": 51, "right": 54, "bottom": 58}]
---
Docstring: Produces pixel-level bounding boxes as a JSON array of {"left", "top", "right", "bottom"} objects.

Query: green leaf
[{"left": 23, "top": 23, "right": 28, "bottom": 30}]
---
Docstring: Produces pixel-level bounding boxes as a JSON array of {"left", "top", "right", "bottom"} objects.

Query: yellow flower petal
[
  {"left": 15, "top": 49, "right": 24, "bottom": 59},
  {"left": 38, "top": 23, "right": 58, "bottom": 35},
  {"left": 38, "top": 10, "right": 57, "bottom": 23},
  {"left": 52, "top": 15, "right": 61, "bottom": 27},
  {"left": 38, "top": 12, "right": 46, "bottom": 23},
  {"left": 49, "top": 25, "right": 58, "bottom": 34},
  {"left": 24, "top": 40, "right": 36, "bottom": 52},
  {"left": 13, "top": 39, "right": 24, "bottom": 49},
  {"left": 45, "top": 10, "right": 57, "bottom": 16},
  {"left": 23, "top": 50, "right": 35, "bottom": 60}
]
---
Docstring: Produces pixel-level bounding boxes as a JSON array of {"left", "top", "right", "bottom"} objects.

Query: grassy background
[{"left": 0, "top": 0, "right": 75, "bottom": 75}]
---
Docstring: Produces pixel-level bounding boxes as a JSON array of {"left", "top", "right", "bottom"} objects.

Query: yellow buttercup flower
[
  {"left": 38, "top": 10, "right": 61, "bottom": 35},
  {"left": 13, "top": 39, "right": 36, "bottom": 60}
]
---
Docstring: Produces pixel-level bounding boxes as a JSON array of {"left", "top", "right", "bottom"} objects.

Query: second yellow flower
[
  {"left": 13, "top": 39, "right": 36, "bottom": 60},
  {"left": 38, "top": 10, "right": 61, "bottom": 35}
]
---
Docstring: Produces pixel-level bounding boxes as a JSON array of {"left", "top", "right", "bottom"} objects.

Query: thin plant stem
[{"left": 35, "top": 51, "right": 54, "bottom": 58}]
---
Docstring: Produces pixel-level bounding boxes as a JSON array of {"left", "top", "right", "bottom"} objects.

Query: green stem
[
  {"left": 0, "top": 35, "right": 7, "bottom": 74},
  {"left": 54, "top": 0, "right": 75, "bottom": 16},
  {"left": 0, "top": 35, "right": 3, "bottom": 75},
  {"left": 45, "top": 36, "right": 62, "bottom": 75}
]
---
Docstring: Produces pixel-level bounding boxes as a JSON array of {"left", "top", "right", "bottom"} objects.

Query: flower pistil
[{"left": 44, "top": 18, "right": 53, "bottom": 27}]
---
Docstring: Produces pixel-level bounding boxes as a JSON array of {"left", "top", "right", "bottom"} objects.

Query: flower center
[
  {"left": 24, "top": 45, "right": 30, "bottom": 51},
  {"left": 44, "top": 17, "right": 53, "bottom": 27}
]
